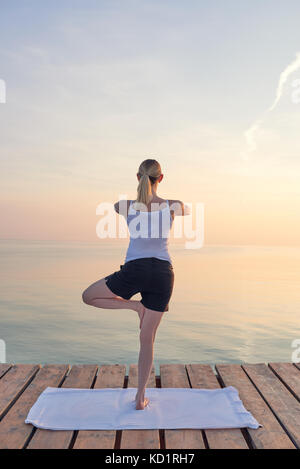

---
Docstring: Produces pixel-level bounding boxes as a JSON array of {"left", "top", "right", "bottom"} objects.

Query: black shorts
[{"left": 104, "top": 257, "right": 174, "bottom": 312}]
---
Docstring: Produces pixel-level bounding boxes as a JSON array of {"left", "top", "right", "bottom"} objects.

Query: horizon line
[{"left": 0, "top": 238, "right": 299, "bottom": 248}]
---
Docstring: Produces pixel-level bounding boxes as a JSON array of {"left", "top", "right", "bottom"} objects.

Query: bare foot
[
  {"left": 136, "top": 301, "right": 146, "bottom": 329},
  {"left": 135, "top": 396, "right": 149, "bottom": 410}
]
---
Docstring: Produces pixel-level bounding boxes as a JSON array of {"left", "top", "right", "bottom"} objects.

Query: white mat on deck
[{"left": 25, "top": 386, "right": 261, "bottom": 430}]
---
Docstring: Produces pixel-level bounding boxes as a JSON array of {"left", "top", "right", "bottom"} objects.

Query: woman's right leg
[
  {"left": 135, "top": 307, "right": 164, "bottom": 410},
  {"left": 82, "top": 278, "right": 146, "bottom": 328}
]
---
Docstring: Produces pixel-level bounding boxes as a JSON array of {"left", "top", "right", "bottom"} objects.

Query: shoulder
[{"left": 168, "top": 200, "right": 191, "bottom": 216}]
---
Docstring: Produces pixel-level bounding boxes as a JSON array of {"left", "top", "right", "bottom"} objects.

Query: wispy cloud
[
  {"left": 269, "top": 51, "right": 300, "bottom": 112},
  {"left": 242, "top": 51, "right": 300, "bottom": 160}
]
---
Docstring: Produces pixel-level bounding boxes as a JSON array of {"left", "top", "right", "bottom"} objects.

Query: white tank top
[{"left": 124, "top": 199, "right": 174, "bottom": 264}]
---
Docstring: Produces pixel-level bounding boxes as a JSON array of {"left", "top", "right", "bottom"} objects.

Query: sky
[{"left": 0, "top": 0, "right": 300, "bottom": 245}]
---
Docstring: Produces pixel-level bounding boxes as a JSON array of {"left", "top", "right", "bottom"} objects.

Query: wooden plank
[
  {"left": 73, "top": 364, "right": 126, "bottom": 449},
  {"left": 27, "top": 364, "right": 98, "bottom": 449},
  {"left": 0, "top": 364, "right": 12, "bottom": 379},
  {"left": 0, "top": 364, "right": 69, "bottom": 449},
  {"left": 268, "top": 363, "right": 300, "bottom": 401},
  {"left": 121, "top": 364, "right": 159, "bottom": 449},
  {"left": 294, "top": 363, "right": 300, "bottom": 372},
  {"left": 186, "top": 364, "right": 248, "bottom": 449},
  {"left": 160, "top": 364, "right": 205, "bottom": 449},
  {"left": 216, "top": 364, "right": 295, "bottom": 449},
  {"left": 0, "top": 364, "right": 40, "bottom": 420},
  {"left": 243, "top": 363, "right": 300, "bottom": 448}
]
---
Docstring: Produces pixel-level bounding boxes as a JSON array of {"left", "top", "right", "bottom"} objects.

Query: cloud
[
  {"left": 242, "top": 51, "right": 300, "bottom": 160},
  {"left": 269, "top": 51, "right": 300, "bottom": 112}
]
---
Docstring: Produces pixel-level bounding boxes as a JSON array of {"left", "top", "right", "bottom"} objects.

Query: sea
[{"left": 0, "top": 239, "right": 299, "bottom": 374}]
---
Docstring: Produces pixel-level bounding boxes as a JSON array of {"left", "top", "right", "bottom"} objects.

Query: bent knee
[{"left": 82, "top": 289, "right": 92, "bottom": 305}]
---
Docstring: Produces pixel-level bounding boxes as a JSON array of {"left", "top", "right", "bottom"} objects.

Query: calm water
[{"left": 0, "top": 239, "right": 300, "bottom": 374}]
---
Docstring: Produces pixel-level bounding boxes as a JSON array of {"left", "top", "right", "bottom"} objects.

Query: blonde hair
[{"left": 136, "top": 159, "right": 162, "bottom": 206}]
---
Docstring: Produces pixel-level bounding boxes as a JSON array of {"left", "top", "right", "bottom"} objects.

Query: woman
[{"left": 82, "top": 159, "right": 189, "bottom": 410}]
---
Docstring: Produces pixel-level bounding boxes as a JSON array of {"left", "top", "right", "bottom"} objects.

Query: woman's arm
[
  {"left": 114, "top": 200, "right": 131, "bottom": 217},
  {"left": 169, "top": 200, "right": 191, "bottom": 216}
]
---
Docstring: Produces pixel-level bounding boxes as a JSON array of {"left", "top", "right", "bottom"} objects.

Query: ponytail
[
  {"left": 135, "top": 159, "right": 162, "bottom": 208},
  {"left": 137, "top": 173, "right": 152, "bottom": 206}
]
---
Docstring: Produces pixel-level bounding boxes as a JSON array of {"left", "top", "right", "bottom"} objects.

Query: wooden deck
[{"left": 0, "top": 362, "right": 300, "bottom": 449}]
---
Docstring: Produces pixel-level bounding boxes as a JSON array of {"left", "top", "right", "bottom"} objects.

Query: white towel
[{"left": 25, "top": 386, "right": 261, "bottom": 430}]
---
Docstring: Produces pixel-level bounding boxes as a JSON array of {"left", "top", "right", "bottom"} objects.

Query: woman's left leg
[
  {"left": 135, "top": 308, "right": 165, "bottom": 410},
  {"left": 82, "top": 278, "right": 145, "bottom": 328}
]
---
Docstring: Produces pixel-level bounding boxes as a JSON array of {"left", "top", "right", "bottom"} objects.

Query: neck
[{"left": 150, "top": 184, "right": 158, "bottom": 197}]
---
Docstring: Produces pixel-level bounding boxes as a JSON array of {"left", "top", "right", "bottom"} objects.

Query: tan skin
[{"left": 82, "top": 173, "right": 187, "bottom": 410}]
